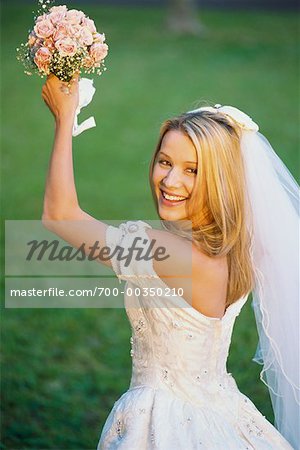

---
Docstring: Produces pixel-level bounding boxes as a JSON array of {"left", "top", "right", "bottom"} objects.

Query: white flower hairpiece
[{"left": 188, "top": 104, "right": 259, "bottom": 132}]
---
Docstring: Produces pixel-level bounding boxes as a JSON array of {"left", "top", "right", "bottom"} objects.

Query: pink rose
[
  {"left": 34, "top": 38, "right": 44, "bottom": 48},
  {"left": 48, "top": 5, "right": 67, "bottom": 25},
  {"left": 53, "top": 21, "right": 73, "bottom": 41},
  {"left": 44, "top": 37, "right": 56, "bottom": 52},
  {"left": 34, "top": 19, "right": 55, "bottom": 39},
  {"left": 28, "top": 31, "right": 37, "bottom": 47},
  {"left": 81, "top": 17, "right": 96, "bottom": 33},
  {"left": 93, "top": 32, "right": 105, "bottom": 44},
  {"left": 34, "top": 47, "right": 52, "bottom": 73},
  {"left": 76, "top": 26, "right": 93, "bottom": 46},
  {"left": 55, "top": 37, "right": 77, "bottom": 57},
  {"left": 36, "top": 14, "right": 47, "bottom": 23},
  {"left": 66, "top": 9, "right": 85, "bottom": 25},
  {"left": 70, "top": 24, "right": 82, "bottom": 36},
  {"left": 49, "top": 5, "right": 68, "bottom": 14},
  {"left": 89, "top": 43, "right": 108, "bottom": 62},
  {"left": 83, "top": 56, "right": 94, "bottom": 69}
]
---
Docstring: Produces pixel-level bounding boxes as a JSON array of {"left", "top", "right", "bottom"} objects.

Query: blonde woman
[{"left": 42, "top": 75, "right": 299, "bottom": 450}]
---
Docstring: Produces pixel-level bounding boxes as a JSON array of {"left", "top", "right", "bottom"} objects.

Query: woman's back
[{"left": 146, "top": 226, "right": 229, "bottom": 320}]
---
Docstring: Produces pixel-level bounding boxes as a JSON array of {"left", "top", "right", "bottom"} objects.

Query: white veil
[
  {"left": 242, "top": 130, "right": 299, "bottom": 449},
  {"left": 188, "top": 105, "right": 300, "bottom": 449}
]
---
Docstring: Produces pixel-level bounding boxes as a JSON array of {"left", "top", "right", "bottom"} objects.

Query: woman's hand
[{"left": 42, "top": 73, "right": 79, "bottom": 123}]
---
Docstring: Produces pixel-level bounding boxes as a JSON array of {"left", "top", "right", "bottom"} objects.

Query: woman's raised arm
[
  {"left": 41, "top": 74, "right": 110, "bottom": 266},
  {"left": 40, "top": 75, "right": 209, "bottom": 312}
]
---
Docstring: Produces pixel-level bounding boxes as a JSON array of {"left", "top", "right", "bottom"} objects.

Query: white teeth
[{"left": 162, "top": 191, "right": 186, "bottom": 201}]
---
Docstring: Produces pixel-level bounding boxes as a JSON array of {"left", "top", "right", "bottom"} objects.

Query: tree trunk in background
[{"left": 166, "top": 0, "right": 204, "bottom": 35}]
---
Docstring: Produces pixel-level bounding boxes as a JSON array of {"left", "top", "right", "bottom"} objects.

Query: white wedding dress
[{"left": 97, "top": 221, "right": 294, "bottom": 450}]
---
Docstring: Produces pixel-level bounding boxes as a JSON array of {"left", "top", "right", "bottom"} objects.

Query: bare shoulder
[
  {"left": 191, "top": 246, "right": 228, "bottom": 318},
  {"left": 146, "top": 227, "right": 228, "bottom": 318}
]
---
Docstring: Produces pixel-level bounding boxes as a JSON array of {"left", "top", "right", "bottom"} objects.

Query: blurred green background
[{"left": 1, "top": 1, "right": 299, "bottom": 449}]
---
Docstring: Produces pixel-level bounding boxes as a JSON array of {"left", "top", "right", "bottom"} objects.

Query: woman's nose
[{"left": 163, "top": 168, "right": 182, "bottom": 188}]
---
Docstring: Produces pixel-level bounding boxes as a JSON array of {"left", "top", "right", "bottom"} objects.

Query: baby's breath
[
  {"left": 35, "top": 0, "right": 54, "bottom": 18},
  {"left": 49, "top": 49, "right": 86, "bottom": 82}
]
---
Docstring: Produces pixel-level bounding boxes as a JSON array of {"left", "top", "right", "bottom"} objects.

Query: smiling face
[{"left": 152, "top": 130, "right": 198, "bottom": 221}]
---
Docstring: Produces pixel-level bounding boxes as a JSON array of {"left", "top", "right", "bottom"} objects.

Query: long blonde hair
[{"left": 149, "top": 109, "right": 255, "bottom": 307}]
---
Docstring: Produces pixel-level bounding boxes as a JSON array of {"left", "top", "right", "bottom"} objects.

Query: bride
[{"left": 41, "top": 74, "right": 299, "bottom": 449}]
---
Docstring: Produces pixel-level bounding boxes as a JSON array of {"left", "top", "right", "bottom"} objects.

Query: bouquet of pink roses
[{"left": 17, "top": 0, "right": 108, "bottom": 83}]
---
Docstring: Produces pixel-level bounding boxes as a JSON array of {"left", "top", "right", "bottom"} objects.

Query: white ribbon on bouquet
[{"left": 72, "top": 78, "right": 96, "bottom": 137}]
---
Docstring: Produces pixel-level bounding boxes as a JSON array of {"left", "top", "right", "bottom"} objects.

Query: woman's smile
[
  {"left": 159, "top": 188, "right": 189, "bottom": 205},
  {"left": 152, "top": 130, "right": 197, "bottom": 221}
]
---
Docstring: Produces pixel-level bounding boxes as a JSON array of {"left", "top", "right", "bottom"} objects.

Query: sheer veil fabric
[
  {"left": 190, "top": 105, "right": 300, "bottom": 449},
  {"left": 242, "top": 131, "right": 299, "bottom": 449}
]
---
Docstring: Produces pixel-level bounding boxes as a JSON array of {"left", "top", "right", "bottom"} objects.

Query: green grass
[{"left": 1, "top": 3, "right": 299, "bottom": 449}]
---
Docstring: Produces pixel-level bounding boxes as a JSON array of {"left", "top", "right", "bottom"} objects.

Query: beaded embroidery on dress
[{"left": 97, "top": 221, "right": 294, "bottom": 450}]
